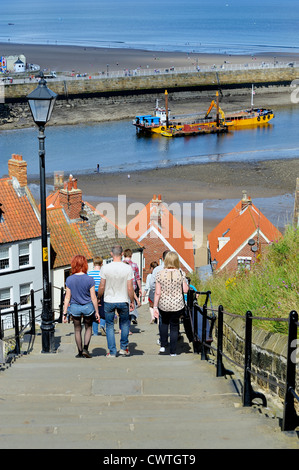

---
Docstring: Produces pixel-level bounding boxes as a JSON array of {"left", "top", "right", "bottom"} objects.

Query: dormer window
[{"left": 217, "top": 236, "right": 230, "bottom": 251}]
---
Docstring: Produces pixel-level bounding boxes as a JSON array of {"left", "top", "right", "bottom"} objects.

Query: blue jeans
[
  {"left": 92, "top": 293, "right": 106, "bottom": 335},
  {"left": 69, "top": 301, "right": 94, "bottom": 318},
  {"left": 104, "top": 302, "right": 130, "bottom": 355}
]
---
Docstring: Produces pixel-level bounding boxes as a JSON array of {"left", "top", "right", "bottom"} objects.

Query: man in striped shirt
[
  {"left": 88, "top": 256, "right": 105, "bottom": 335},
  {"left": 123, "top": 249, "right": 141, "bottom": 325}
]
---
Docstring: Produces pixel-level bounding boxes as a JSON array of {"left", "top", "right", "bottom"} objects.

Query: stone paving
[{"left": 0, "top": 305, "right": 298, "bottom": 449}]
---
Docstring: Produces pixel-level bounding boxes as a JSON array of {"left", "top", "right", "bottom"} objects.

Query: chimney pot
[
  {"left": 241, "top": 189, "right": 252, "bottom": 210},
  {"left": 59, "top": 176, "right": 82, "bottom": 219},
  {"left": 8, "top": 154, "right": 27, "bottom": 187}
]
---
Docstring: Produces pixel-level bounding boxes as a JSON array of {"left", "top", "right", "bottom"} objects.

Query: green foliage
[{"left": 199, "top": 225, "right": 299, "bottom": 334}]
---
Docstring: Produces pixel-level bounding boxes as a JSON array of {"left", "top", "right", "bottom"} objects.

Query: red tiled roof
[
  {"left": 47, "top": 207, "right": 92, "bottom": 269},
  {"left": 0, "top": 177, "right": 41, "bottom": 244},
  {"left": 125, "top": 196, "right": 194, "bottom": 271},
  {"left": 46, "top": 190, "right": 142, "bottom": 269},
  {"left": 208, "top": 200, "right": 282, "bottom": 270}
]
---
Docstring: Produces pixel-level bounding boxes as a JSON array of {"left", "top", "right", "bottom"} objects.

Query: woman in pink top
[{"left": 153, "top": 252, "right": 189, "bottom": 356}]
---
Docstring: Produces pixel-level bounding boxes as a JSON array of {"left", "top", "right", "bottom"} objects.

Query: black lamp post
[{"left": 26, "top": 72, "right": 57, "bottom": 353}]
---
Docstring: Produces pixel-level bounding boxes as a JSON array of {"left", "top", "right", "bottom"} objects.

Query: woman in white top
[
  {"left": 142, "top": 260, "right": 158, "bottom": 323},
  {"left": 154, "top": 252, "right": 189, "bottom": 356}
]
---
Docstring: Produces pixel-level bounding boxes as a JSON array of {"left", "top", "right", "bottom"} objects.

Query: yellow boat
[
  {"left": 133, "top": 88, "right": 274, "bottom": 135},
  {"left": 204, "top": 89, "right": 274, "bottom": 127},
  {"left": 223, "top": 108, "right": 274, "bottom": 127}
]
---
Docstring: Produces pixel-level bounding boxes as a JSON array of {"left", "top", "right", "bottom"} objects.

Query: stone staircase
[{"left": 0, "top": 305, "right": 298, "bottom": 449}]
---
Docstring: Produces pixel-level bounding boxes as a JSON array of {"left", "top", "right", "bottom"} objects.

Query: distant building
[
  {"left": 0, "top": 155, "right": 43, "bottom": 328},
  {"left": 13, "top": 58, "right": 26, "bottom": 73},
  {"left": 46, "top": 175, "right": 143, "bottom": 310},
  {"left": 125, "top": 194, "right": 195, "bottom": 282},
  {"left": 207, "top": 190, "right": 282, "bottom": 272},
  {"left": 3, "top": 54, "right": 26, "bottom": 72}
]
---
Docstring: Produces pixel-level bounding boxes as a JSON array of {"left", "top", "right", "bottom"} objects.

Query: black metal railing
[
  {"left": 186, "top": 290, "right": 299, "bottom": 432},
  {"left": 0, "top": 286, "right": 64, "bottom": 364}
]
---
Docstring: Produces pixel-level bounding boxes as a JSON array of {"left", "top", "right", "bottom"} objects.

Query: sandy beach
[
  {"left": 39, "top": 158, "right": 299, "bottom": 266},
  {"left": 63, "top": 158, "right": 298, "bottom": 204},
  {"left": 1, "top": 42, "right": 299, "bottom": 74}
]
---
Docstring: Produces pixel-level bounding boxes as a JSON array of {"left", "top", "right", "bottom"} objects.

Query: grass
[{"left": 192, "top": 225, "right": 299, "bottom": 334}]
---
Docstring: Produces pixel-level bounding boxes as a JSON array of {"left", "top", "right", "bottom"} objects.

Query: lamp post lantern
[
  {"left": 211, "top": 258, "right": 218, "bottom": 272},
  {"left": 27, "top": 72, "right": 57, "bottom": 353}
]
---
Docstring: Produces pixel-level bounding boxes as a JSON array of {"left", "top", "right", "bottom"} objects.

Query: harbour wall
[
  {"left": 3, "top": 66, "right": 299, "bottom": 101},
  {"left": 0, "top": 67, "right": 297, "bottom": 128}
]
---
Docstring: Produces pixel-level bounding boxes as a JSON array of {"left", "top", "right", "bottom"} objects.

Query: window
[
  {"left": 64, "top": 268, "right": 71, "bottom": 285},
  {"left": 237, "top": 257, "right": 251, "bottom": 270},
  {"left": 19, "top": 243, "right": 30, "bottom": 267},
  {"left": 0, "top": 246, "right": 10, "bottom": 270},
  {"left": 20, "top": 283, "right": 31, "bottom": 306},
  {"left": 0, "top": 287, "right": 11, "bottom": 309}
]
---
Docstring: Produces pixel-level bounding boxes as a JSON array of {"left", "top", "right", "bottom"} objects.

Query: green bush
[{"left": 198, "top": 225, "right": 298, "bottom": 334}]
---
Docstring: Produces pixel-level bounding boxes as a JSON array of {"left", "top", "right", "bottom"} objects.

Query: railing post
[
  {"left": 216, "top": 305, "right": 234, "bottom": 378},
  {"left": 193, "top": 303, "right": 200, "bottom": 353},
  {"left": 13, "top": 302, "right": 21, "bottom": 355},
  {"left": 201, "top": 304, "right": 208, "bottom": 360},
  {"left": 282, "top": 310, "right": 299, "bottom": 431},
  {"left": 187, "top": 288, "right": 194, "bottom": 311},
  {"left": 30, "top": 289, "right": 36, "bottom": 336},
  {"left": 216, "top": 305, "right": 224, "bottom": 376},
  {"left": 243, "top": 310, "right": 253, "bottom": 406},
  {"left": 242, "top": 310, "right": 267, "bottom": 407},
  {"left": 58, "top": 287, "right": 64, "bottom": 323}
]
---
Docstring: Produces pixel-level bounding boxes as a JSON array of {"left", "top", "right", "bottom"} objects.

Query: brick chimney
[
  {"left": 8, "top": 154, "right": 27, "bottom": 187},
  {"left": 150, "top": 194, "right": 162, "bottom": 226},
  {"left": 241, "top": 190, "right": 252, "bottom": 211},
  {"left": 59, "top": 175, "right": 82, "bottom": 220}
]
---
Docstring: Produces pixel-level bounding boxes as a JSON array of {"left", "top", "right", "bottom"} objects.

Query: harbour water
[
  {"left": 1, "top": 0, "right": 299, "bottom": 56},
  {"left": 0, "top": 105, "right": 298, "bottom": 178},
  {"left": 0, "top": 104, "right": 297, "bottom": 228}
]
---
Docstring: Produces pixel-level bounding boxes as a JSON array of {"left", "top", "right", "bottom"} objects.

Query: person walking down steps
[
  {"left": 154, "top": 251, "right": 189, "bottom": 356},
  {"left": 88, "top": 256, "right": 105, "bottom": 336},
  {"left": 98, "top": 245, "right": 135, "bottom": 357},
  {"left": 63, "top": 255, "right": 99, "bottom": 358}
]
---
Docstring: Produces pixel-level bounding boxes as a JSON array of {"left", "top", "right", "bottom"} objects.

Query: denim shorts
[{"left": 68, "top": 301, "right": 94, "bottom": 318}]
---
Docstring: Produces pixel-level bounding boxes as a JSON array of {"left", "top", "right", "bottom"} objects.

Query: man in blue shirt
[{"left": 88, "top": 256, "right": 105, "bottom": 335}]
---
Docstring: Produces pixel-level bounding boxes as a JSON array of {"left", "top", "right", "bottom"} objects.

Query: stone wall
[
  {"left": 220, "top": 313, "right": 298, "bottom": 403},
  {"left": 2, "top": 66, "right": 299, "bottom": 101}
]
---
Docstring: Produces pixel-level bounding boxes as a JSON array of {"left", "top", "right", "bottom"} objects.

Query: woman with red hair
[{"left": 63, "top": 255, "right": 99, "bottom": 358}]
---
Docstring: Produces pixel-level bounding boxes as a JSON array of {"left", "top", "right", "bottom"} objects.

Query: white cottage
[
  {"left": 13, "top": 58, "right": 25, "bottom": 73},
  {"left": 0, "top": 155, "right": 44, "bottom": 330}
]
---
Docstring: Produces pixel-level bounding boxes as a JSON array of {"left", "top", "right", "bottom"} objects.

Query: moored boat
[
  {"left": 132, "top": 87, "right": 274, "bottom": 136},
  {"left": 223, "top": 108, "right": 274, "bottom": 127}
]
